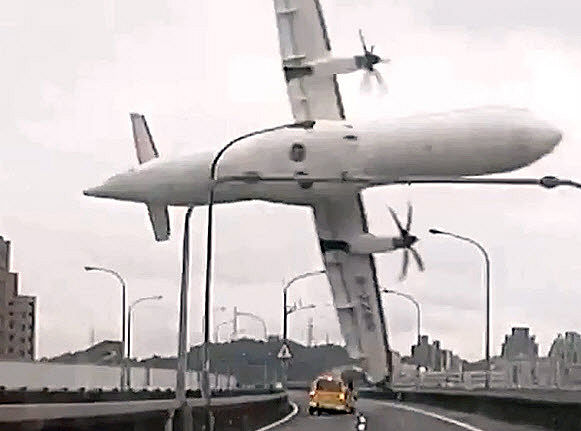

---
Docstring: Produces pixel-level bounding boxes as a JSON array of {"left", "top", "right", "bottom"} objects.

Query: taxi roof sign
[{"left": 277, "top": 343, "right": 292, "bottom": 360}]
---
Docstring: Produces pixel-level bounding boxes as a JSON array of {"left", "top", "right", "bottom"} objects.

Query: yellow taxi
[{"left": 308, "top": 374, "right": 356, "bottom": 415}]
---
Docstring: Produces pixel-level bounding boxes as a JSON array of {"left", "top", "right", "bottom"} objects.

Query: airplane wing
[
  {"left": 273, "top": 0, "right": 346, "bottom": 121},
  {"left": 312, "top": 193, "right": 391, "bottom": 383}
]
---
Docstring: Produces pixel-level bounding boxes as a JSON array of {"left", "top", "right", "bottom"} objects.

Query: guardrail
[
  {"left": 395, "top": 364, "right": 581, "bottom": 390},
  {"left": 0, "top": 391, "right": 289, "bottom": 431},
  {"left": 0, "top": 387, "right": 279, "bottom": 404},
  {"left": 409, "top": 370, "right": 508, "bottom": 389},
  {"left": 286, "top": 381, "right": 310, "bottom": 390},
  {"left": 361, "top": 387, "right": 581, "bottom": 431}
]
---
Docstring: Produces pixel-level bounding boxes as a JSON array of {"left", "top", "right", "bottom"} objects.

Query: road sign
[{"left": 277, "top": 343, "right": 293, "bottom": 360}]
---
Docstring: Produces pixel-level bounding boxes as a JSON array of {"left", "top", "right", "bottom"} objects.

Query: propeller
[
  {"left": 357, "top": 29, "right": 389, "bottom": 94},
  {"left": 387, "top": 202, "right": 425, "bottom": 280}
]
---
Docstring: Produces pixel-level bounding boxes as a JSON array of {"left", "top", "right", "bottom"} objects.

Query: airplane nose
[
  {"left": 83, "top": 176, "right": 126, "bottom": 199},
  {"left": 83, "top": 185, "right": 103, "bottom": 197},
  {"left": 521, "top": 121, "right": 562, "bottom": 154},
  {"left": 535, "top": 125, "right": 562, "bottom": 153},
  {"left": 547, "top": 127, "right": 562, "bottom": 148},
  {"left": 83, "top": 186, "right": 109, "bottom": 198}
]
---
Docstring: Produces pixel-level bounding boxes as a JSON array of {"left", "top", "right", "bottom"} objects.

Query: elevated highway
[
  {"left": 4, "top": 386, "right": 581, "bottom": 430},
  {"left": 280, "top": 390, "right": 547, "bottom": 431}
]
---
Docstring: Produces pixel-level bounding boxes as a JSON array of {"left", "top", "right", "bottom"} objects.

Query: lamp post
[
  {"left": 175, "top": 207, "right": 194, "bottom": 431},
  {"left": 281, "top": 270, "right": 325, "bottom": 389},
  {"left": 214, "top": 320, "right": 232, "bottom": 343},
  {"left": 282, "top": 270, "right": 326, "bottom": 342},
  {"left": 381, "top": 289, "right": 421, "bottom": 345},
  {"left": 429, "top": 228, "right": 491, "bottom": 389},
  {"left": 127, "top": 295, "right": 162, "bottom": 388},
  {"left": 202, "top": 121, "right": 311, "bottom": 416},
  {"left": 84, "top": 266, "right": 127, "bottom": 390},
  {"left": 234, "top": 309, "right": 268, "bottom": 340}
]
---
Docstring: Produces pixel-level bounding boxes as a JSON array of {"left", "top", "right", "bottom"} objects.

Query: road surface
[{"left": 275, "top": 390, "right": 547, "bottom": 431}]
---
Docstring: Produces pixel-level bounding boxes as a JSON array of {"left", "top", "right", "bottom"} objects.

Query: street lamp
[
  {"left": 214, "top": 320, "right": 232, "bottom": 343},
  {"left": 177, "top": 207, "right": 193, "bottom": 404},
  {"left": 201, "top": 121, "right": 310, "bottom": 419},
  {"left": 381, "top": 289, "right": 421, "bottom": 345},
  {"left": 285, "top": 301, "right": 316, "bottom": 329},
  {"left": 281, "top": 270, "right": 325, "bottom": 389},
  {"left": 127, "top": 295, "right": 162, "bottom": 388},
  {"left": 84, "top": 266, "right": 127, "bottom": 390},
  {"left": 282, "top": 270, "right": 326, "bottom": 342},
  {"left": 234, "top": 309, "right": 268, "bottom": 340},
  {"left": 429, "top": 228, "right": 491, "bottom": 389}
]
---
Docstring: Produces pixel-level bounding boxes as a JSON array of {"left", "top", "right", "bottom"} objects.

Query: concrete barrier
[
  {"left": 361, "top": 387, "right": 581, "bottom": 430},
  {"left": 190, "top": 393, "right": 290, "bottom": 431},
  {"left": 0, "top": 391, "right": 290, "bottom": 431},
  {"left": 286, "top": 381, "right": 309, "bottom": 390},
  {"left": 0, "top": 361, "right": 236, "bottom": 391}
]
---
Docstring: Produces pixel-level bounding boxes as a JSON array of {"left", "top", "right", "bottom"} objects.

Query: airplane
[{"left": 84, "top": 0, "right": 562, "bottom": 384}]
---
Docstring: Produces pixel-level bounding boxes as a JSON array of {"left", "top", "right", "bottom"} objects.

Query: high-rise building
[
  {"left": 0, "top": 236, "right": 36, "bottom": 360},
  {"left": 501, "top": 327, "right": 538, "bottom": 361},
  {"left": 410, "top": 335, "right": 462, "bottom": 371},
  {"left": 549, "top": 331, "right": 581, "bottom": 365}
]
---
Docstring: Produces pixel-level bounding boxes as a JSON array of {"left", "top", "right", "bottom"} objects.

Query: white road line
[
  {"left": 255, "top": 401, "right": 299, "bottom": 431},
  {"left": 380, "top": 402, "right": 486, "bottom": 431}
]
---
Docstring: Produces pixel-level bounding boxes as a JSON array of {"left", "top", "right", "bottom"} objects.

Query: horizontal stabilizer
[
  {"left": 130, "top": 113, "right": 159, "bottom": 164},
  {"left": 147, "top": 204, "right": 170, "bottom": 241}
]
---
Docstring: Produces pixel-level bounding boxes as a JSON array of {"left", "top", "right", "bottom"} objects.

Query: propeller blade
[
  {"left": 388, "top": 206, "right": 406, "bottom": 235},
  {"left": 399, "top": 249, "right": 410, "bottom": 280},
  {"left": 410, "top": 247, "right": 425, "bottom": 272},
  {"left": 360, "top": 71, "right": 372, "bottom": 93},
  {"left": 359, "top": 29, "right": 368, "bottom": 52},
  {"left": 406, "top": 202, "right": 413, "bottom": 231},
  {"left": 372, "top": 70, "right": 388, "bottom": 94}
]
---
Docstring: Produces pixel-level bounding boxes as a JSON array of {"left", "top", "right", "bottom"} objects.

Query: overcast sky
[{"left": 2, "top": 0, "right": 581, "bottom": 362}]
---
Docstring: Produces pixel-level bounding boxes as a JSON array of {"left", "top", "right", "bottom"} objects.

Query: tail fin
[
  {"left": 130, "top": 113, "right": 159, "bottom": 164},
  {"left": 130, "top": 113, "right": 169, "bottom": 241},
  {"left": 147, "top": 203, "right": 170, "bottom": 241}
]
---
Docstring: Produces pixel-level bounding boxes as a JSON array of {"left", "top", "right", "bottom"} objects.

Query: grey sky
[{"left": 2, "top": 0, "right": 581, "bottom": 362}]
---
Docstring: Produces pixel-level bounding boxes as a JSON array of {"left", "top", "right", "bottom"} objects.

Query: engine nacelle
[
  {"left": 349, "top": 233, "right": 398, "bottom": 254},
  {"left": 320, "top": 234, "right": 398, "bottom": 255}
]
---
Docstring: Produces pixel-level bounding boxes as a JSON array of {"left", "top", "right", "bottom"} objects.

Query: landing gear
[{"left": 308, "top": 407, "right": 316, "bottom": 416}]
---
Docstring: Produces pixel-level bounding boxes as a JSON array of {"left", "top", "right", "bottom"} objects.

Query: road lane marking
[
  {"left": 380, "top": 402, "right": 486, "bottom": 431},
  {"left": 255, "top": 401, "right": 299, "bottom": 431}
]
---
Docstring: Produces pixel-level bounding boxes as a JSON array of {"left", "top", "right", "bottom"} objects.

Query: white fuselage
[{"left": 84, "top": 106, "right": 561, "bottom": 206}]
